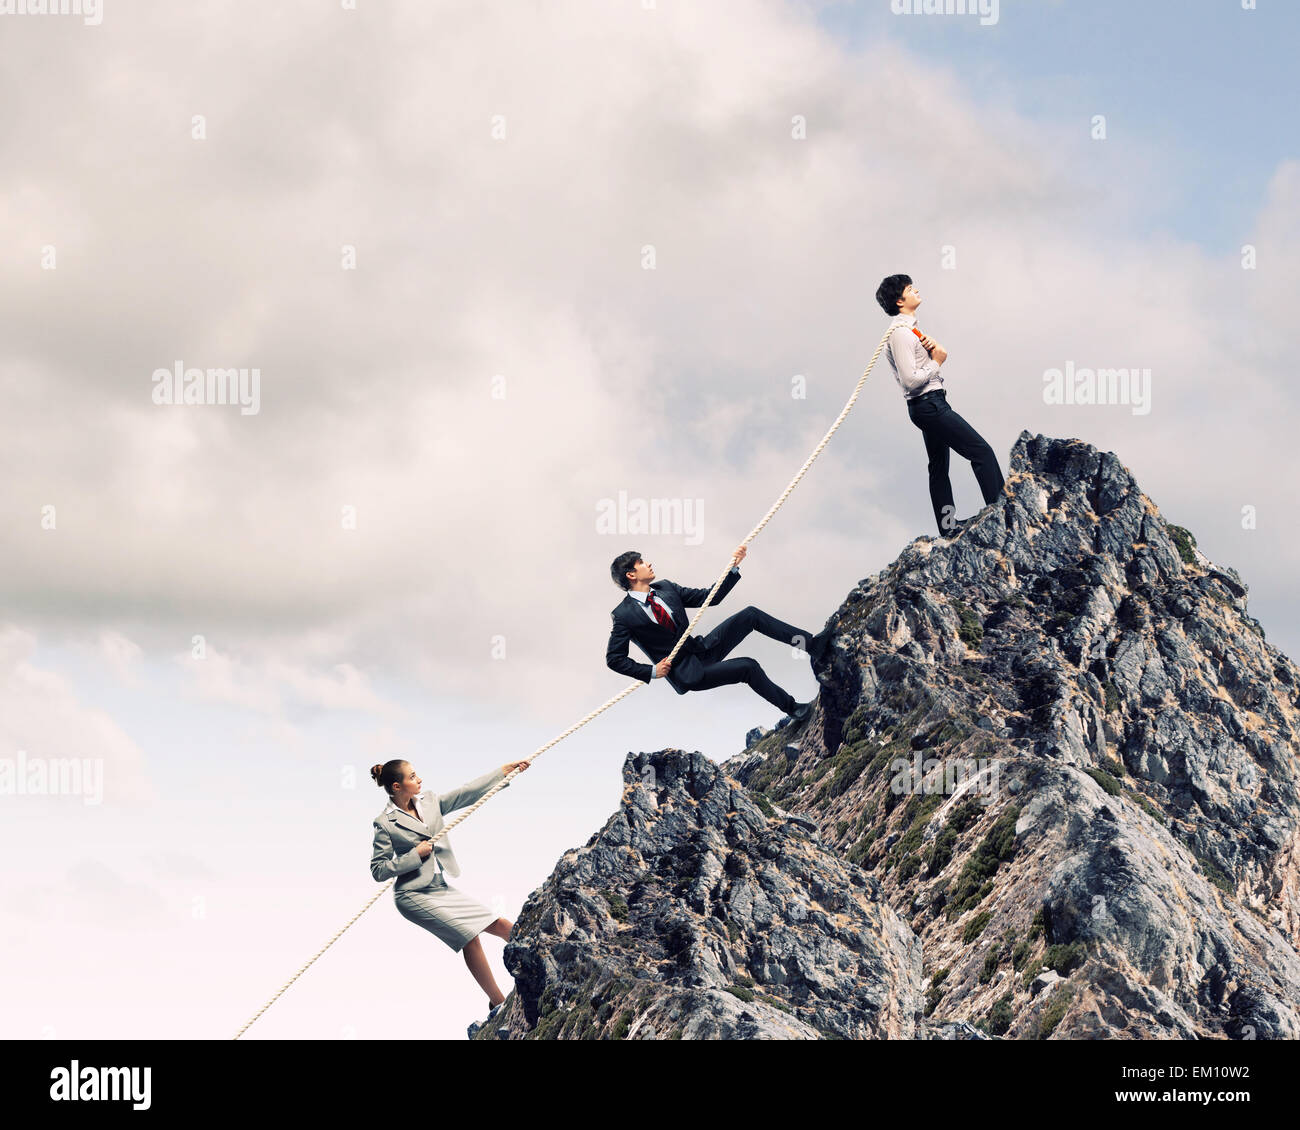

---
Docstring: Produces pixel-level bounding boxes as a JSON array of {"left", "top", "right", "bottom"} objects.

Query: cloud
[
  {"left": 139, "top": 850, "right": 217, "bottom": 883},
  {"left": 97, "top": 630, "right": 143, "bottom": 686},
  {"left": 7, "top": 858, "right": 172, "bottom": 929},
  {"left": 174, "top": 644, "right": 402, "bottom": 723},
  {"left": 0, "top": 627, "right": 153, "bottom": 805}
]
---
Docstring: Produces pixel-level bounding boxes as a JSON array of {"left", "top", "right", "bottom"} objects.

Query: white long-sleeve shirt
[{"left": 885, "top": 312, "right": 944, "bottom": 399}]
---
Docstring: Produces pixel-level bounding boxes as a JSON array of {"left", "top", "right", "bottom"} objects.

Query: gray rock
[
  {"left": 486, "top": 432, "right": 1300, "bottom": 1041},
  {"left": 720, "top": 432, "right": 1300, "bottom": 1039},
  {"left": 929, "top": 1019, "right": 991, "bottom": 1040},
  {"left": 1030, "top": 970, "right": 1063, "bottom": 997},
  {"left": 491, "top": 749, "right": 923, "bottom": 1040}
]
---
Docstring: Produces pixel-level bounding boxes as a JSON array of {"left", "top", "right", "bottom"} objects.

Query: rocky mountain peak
[{"left": 483, "top": 433, "right": 1300, "bottom": 1039}]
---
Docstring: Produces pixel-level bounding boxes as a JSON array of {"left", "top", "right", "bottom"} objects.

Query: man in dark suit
[{"left": 605, "top": 545, "right": 831, "bottom": 726}]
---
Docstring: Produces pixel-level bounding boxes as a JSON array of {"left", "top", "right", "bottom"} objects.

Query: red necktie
[{"left": 646, "top": 591, "right": 674, "bottom": 629}]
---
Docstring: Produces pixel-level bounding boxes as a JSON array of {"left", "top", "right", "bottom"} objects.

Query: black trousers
[
  {"left": 906, "top": 390, "right": 1004, "bottom": 535},
  {"left": 687, "top": 605, "right": 810, "bottom": 715}
]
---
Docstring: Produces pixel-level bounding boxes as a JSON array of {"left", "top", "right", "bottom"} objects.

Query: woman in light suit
[{"left": 370, "top": 758, "right": 529, "bottom": 1017}]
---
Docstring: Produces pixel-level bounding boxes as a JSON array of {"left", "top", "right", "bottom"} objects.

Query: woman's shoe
[{"left": 468, "top": 1002, "right": 506, "bottom": 1039}]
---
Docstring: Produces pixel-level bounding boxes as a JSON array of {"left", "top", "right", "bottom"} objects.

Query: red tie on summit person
[{"left": 646, "top": 591, "right": 674, "bottom": 629}]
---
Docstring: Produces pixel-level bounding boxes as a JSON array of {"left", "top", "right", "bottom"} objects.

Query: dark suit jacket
[{"left": 606, "top": 569, "right": 741, "bottom": 695}]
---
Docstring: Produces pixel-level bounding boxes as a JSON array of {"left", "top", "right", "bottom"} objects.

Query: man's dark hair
[
  {"left": 611, "top": 550, "right": 642, "bottom": 590},
  {"left": 875, "top": 273, "right": 912, "bottom": 317}
]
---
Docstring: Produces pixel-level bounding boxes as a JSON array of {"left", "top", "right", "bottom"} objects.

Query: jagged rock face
[
  {"left": 485, "top": 432, "right": 1300, "bottom": 1040},
  {"left": 483, "top": 749, "right": 922, "bottom": 1040},
  {"left": 725, "top": 432, "right": 1300, "bottom": 1039}
]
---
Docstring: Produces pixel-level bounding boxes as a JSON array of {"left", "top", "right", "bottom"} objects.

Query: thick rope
[{"left": 233, "top": 325, "right": 896, "bottom": 1038}]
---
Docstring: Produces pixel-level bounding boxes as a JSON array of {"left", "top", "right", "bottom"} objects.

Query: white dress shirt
[
  {"left": 885, "top": 312, "right": 944, "bottom": 399},
  {"left": 629, "top": 567, "right": 738, "bottom": 677}
]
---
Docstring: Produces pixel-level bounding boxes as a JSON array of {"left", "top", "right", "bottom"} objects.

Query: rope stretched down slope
[{"left": 232, "top": 325, "right": 896, "bottom": 1039}]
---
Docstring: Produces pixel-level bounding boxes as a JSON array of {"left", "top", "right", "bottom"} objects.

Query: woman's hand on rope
[
  {"left": 501, "top": 760, "right": 531, "bottom": 777},
  {"left": 416, "top": 840, "right": 433, "bottom": 859}
]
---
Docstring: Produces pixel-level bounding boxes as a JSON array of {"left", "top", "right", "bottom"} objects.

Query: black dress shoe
[
  {"left": 808, "top": 629, "right": 832, "bottom": 665},
  {"left": 784, "top": 700, "right": 815, "bottom": 727}
]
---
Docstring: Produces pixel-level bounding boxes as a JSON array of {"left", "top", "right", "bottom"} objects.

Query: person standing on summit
[{"left": 875, "top": 274, "right": 1005, "bottom": 538}]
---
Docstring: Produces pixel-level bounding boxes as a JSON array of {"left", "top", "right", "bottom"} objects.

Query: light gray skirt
[{"left": 393, "top": 877, "right": 497, "bottom": 952}]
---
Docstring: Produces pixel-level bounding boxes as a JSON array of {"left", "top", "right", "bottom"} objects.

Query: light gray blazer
[{"left": 369, "top": 767, "right": 509, "bottom": 892}]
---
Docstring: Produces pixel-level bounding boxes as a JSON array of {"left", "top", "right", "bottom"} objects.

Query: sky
[{"left": 1, "top": 0, "right": 1297, "bottom": 1041}]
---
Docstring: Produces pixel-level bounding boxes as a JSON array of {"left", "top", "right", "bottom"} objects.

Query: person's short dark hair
[
  {"left": 611, "top": 550, "right": 642, "bottom": 590},
  {"left": 875, "top": 273, "right": 912, "bottom": 317}
]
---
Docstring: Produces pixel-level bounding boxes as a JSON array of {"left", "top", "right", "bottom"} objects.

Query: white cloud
[
  {"left": 21, "top": 859, "right": 171, "bottom": 925},
  {"left": 97, "top": 629, "right": 143, "bottom": 687},
  {"left": 0, "top": 626, "right": 153, "bottom": 805},
  {"left": 174, "top": 644, "right": 401, "bottom": 721}
]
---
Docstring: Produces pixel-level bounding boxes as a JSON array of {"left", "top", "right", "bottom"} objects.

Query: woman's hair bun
[{"left": 372, "top": 759, "right": 408, "bottom": 794}]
